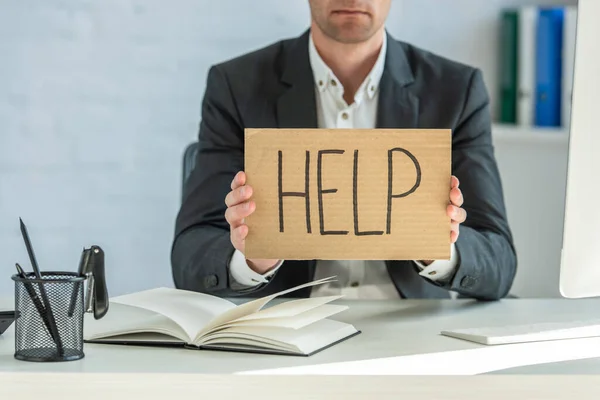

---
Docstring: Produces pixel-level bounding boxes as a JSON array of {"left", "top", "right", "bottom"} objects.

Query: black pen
[
  {"left": 19, "top": 218, "right": 64, "bottom": 355},
  {"left": 68, "top": 248, "right": 89, "bottom": 317},
  {"left": 15, "top": 263, "right": 57, "bottom": 341}
]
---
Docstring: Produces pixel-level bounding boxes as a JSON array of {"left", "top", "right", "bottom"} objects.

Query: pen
[
  {"left": 14, "top": 263, "right": 57, "bottom": 342},
  {"left": 19, "top": 217, "right": 64, "bottom": 355},
  {"left": 68, "top": 247, "right": 89, "bottom": 317}
]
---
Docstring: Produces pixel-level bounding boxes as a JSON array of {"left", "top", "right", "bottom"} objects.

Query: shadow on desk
[{"left": 332, "top": 299, "right": 497, "bottom": 326}]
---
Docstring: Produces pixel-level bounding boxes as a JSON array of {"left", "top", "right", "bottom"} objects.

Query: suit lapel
[
  {"left": 376, "top": 78, "right": 419, "bottom": 128},
  {"left": 376, "top": 33, "right": 419, "bottom": 129},
  {"left": 276, "top": 86, "right": 318, "bottom": 128},
  {"left": 276, "top": 30, "right": 318, "bottom": 128}
]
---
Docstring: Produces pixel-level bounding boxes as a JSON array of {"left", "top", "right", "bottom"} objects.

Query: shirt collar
[{"left": 308, "top": 31, "right": 387, "bottom": 102}]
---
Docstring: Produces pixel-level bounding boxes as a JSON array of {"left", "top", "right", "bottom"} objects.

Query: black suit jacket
[{"left": 171, "top": 30, "right": 517, "bottom": 300}]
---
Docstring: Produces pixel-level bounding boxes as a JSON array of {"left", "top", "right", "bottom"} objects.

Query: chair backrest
[{"left": 182, "top": 141, "right": 199, "bottom": 199}]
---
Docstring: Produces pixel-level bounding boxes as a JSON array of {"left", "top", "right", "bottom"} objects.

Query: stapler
[{"left": 68, "top": 245, "right": 109, "bottom": 319}]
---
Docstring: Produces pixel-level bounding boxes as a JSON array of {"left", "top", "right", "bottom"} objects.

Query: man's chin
[{"left": 328, "top": 28, "right": 374, "bottom": 44}]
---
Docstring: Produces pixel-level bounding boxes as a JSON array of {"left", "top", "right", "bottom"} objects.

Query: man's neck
[{"left": 311, "top": 23, "right": 385, "bottom": 104}]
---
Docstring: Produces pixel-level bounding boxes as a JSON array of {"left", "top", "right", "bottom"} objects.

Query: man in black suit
[{"left": 171, "top": 0, "right": 517, "bottom": 300}]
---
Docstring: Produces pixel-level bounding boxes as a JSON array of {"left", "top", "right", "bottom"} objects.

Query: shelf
[{"left": 491, "top": 124, "right": 569, "bottom": 145}]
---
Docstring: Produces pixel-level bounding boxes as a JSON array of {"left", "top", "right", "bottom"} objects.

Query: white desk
[
  {"left": 2, "top": 298, "right": 600, "bottom": 374},
  {"left": 3, "top": 298, "right": 600, "bottom": 399}
]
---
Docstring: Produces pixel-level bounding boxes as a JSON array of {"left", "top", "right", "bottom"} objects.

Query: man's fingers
[
  {"left": 231, "top": 224, "right": 249, "bottom": 251},
  {"left": 225, "top": 201, "right": 255, "bottom": 228},
  {"left": 447, "top": 204, "right": 467, "bottom": 223},
  {"left": 451, "top": 221, "right": 459, "bottom": 244},
  {"left": 451, "top": 175, "right": 459, "bottom": 189},
  {"left": 225, "top": 185, "right": 253, "bottom": 207},
  {"left": 231, "top": 171, "right": 246, "bottom": 190},
  {"left": 451, "top": 221, "right": 460, "bottom": 234},
  {"left": 447, "top": 187, "right": 461, "bottom": 244},
  {"left": 450, "top": 187, "right": 463, "bottom": 207},
  {"left": 450, "top": 230, "right": 459, "bottom": 243}
]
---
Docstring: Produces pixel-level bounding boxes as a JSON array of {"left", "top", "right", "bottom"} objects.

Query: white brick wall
[
  {"left": 0, "top": 0, "right": 578, "bottom": 298},
  {"left": 0, "top": 0, "right": 312, "bottom": 297}
]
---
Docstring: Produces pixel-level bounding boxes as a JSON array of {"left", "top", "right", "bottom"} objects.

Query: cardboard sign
[{"left": 244, "top": 129, "right": 451, "bottom": 260}]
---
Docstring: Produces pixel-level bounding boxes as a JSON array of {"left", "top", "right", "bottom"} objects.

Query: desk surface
[{"left": 2, "top": 297, "right": 600, "bottom": 375}]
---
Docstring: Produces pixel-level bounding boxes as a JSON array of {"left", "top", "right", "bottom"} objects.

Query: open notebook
[{"left": 84, "top": 277, "right": 359, "bottom": 356}]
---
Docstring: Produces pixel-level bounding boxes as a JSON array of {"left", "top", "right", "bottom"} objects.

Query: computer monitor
[{"left": 559, "top": 0, "right": 600, "bottom": 298}]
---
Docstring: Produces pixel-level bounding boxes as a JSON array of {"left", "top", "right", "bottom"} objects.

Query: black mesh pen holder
[{"left": 12, "top": 271, "right": 86, "bottom": 362}]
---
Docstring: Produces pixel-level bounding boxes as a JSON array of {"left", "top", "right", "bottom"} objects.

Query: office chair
[{"left": 181, "top": 141, "right": 199, "bottom": 200}]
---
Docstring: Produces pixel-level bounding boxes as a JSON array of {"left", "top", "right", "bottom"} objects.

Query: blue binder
[{"left": 535, "top": 8, "right": 564, "bottom": 127}]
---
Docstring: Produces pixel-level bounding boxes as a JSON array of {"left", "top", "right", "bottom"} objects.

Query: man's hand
[
  {"left": 420, "top": 175, "right": 466, "bottom": 266},
  {"left": 448, "top": 175, "right": 467, "bottom": 243},
  {"left": 225, "top": 171, "right": 280, "bottom": 274}
]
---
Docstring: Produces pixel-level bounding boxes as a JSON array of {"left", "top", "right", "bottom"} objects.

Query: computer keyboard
[{"left": 441, "top": 319, "right": 600, "bottom": 345}]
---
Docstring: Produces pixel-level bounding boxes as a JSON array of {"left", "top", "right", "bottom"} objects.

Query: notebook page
[
  {"left": 234, "top": 295, "right": 342, "bottom": 321},
  {"left": 96, "top": 332, "right": 185, "bottom": 344},
  {"left": 198, "top": 304, "right": 348, "bottom": 339},
  {"left": 202, "top": 338, "right": 296, "bottom": 353},
  {"left": 195, "top": 276, "right": 337, "bottom": 340},
  {"left": 200, "top": 319, "right": 357, "bottom": 354},
  {"left": 84, "top": 303, "right": 190, "bottom": 342},
  {"left": 112, "top": 287, "right": 236, "bottom": 340}
]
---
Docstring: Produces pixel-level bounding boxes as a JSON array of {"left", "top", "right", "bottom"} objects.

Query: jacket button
[
  {"left": 460, "top": 275, "right": 476, "bottom": 288},
  {"left": 204, "top": 275, "right": 218, "bottom": 288}
]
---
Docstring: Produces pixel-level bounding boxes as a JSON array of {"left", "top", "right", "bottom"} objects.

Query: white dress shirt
[{"left": 229, "top": 33, "right": 458, "bottom": 298}]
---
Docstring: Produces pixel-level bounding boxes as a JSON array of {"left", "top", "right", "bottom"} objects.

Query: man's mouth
[{"left": 332, "top": 9, "right": 369, "bottom": 16}]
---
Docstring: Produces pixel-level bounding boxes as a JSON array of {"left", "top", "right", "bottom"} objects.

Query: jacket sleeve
[
  {"left": 437, "top": 68, "right": 517, "bottom": 300},
  {"left": 170, "top": 65, "right": 272, "bottom": 297}
]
